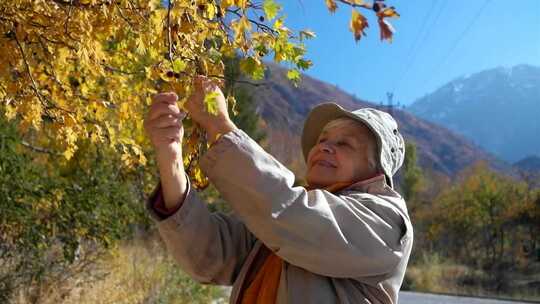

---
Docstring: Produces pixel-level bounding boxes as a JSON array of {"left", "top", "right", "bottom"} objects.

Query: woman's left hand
[{"left": 184, "top": 75, "right": 237, "bottom": 143}]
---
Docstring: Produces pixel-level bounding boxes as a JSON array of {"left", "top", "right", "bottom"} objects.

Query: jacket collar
[
  {"left": 343, "top": 174, "right": 393, "bottom": 195},
  {"left": 306, "top": 174, "right": 394, "bottom": 196}
]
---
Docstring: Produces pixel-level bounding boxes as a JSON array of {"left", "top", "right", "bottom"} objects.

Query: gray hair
[{"left": 321, "top": 118, "right": 380, "bottom": 172}]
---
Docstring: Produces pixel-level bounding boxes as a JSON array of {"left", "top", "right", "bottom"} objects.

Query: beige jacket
[{"left": 147, "top": 129, "right": 413, "bottom": 304}]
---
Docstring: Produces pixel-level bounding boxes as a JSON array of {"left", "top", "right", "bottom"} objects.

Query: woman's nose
[{"left": 319, "top": 142, "right": 335, "bottom": 154}]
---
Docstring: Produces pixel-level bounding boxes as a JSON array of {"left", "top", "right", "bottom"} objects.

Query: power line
[
  {"left": 390, "top": 0, "right": 438, "bottom": 93},
  {"left": 391, "top": 0, "right": 448, "bottom": 102},
  {"left": 424, "top": 0, "right": 493, "bottom": 90}
]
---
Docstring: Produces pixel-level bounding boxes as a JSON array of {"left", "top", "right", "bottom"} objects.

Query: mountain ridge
[
  {"left": 408, "top": 64, "right": 540, "bottom": 163},
  {"left": 241, "top": 63, "right": 512, "bottom": 179}
]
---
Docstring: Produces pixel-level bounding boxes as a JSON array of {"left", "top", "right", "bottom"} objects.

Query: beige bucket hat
[{"left": 301, "top": 103, "right": 405, "bottom": 189}]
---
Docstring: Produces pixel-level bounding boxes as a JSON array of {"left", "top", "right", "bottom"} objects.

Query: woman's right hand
[{"left": 144, "top": 92, "right": 186, "bottom": 159}]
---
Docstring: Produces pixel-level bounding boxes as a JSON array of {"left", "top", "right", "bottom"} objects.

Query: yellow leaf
[
  {"left": 4, "top": 104, "right": 17, "bottom": 121},
  {"left": 206, "top": 3, "right": 216, "bottom": 19},
  {"left": 325, "top": 0, "right": 338, "bottom": 13},
  {"left": 63, "top": 146, "right": 76, "bottom": 160},
  {"left": 377, "top": 6, "right": 400, "bottom": 19},
  {"left": 204, "top": 92, "right": 220, "bottom": 115},
  {"left": 349, "top": 10, "right": 368, "bottom": 42},
  {"left": 227, "top": 95, "right": 238, "bottom": 116},
  {"left": 221, "top": 0, "right": 234, "bottom": 9},
  {"left": 236, "top": 0, "right": 248, "bottom": 9}
]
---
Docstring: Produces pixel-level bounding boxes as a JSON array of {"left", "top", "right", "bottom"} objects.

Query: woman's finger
[
  {"left": 152, "top": 92, "right": 178, "bottom": 105},
  {"left": 152, "top": 114, "right": 183, "bottom": 129},
  {"left": 148, "top": 102, "right": 184, "bottom": 121}
]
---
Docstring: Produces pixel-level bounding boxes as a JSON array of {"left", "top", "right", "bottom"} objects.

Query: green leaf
[
  {"left": 240, "top": 57, "right": 265, "bottom": 80},
  {"left": 172, "top": 58, "right": 187, "bottom": 73},
  {"left": 204, "top": 92, "right": 220, "bottom": 115},
  {"left": 263, "top": 0, "right": 280, "bottom": 21},
  {"left": 208, "top": 48, "right": 222, "bottom": 63},
  {"left": 286, "top": 69, "right": 301, "bottom": 86},
  {"left": 296, "top": 59, "right": 312, "bottom": 70},
  {"left": 291, "top": 45, "right": 305, "bottom": 61}
]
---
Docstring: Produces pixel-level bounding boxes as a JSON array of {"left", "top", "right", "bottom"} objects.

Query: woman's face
[{"left": 306, "top": 119, "right": 378, "bottom": 188}]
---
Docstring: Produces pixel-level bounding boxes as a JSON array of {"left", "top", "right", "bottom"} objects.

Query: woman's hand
[
  {"left": 185, "top": 76, "right": 237, "bottom": 144},
  {"left": 144, "top": 92, "right": 186, "bottom": 159},
  {"left": 144, "top": 92, "right": 188, "bottom": 210}
]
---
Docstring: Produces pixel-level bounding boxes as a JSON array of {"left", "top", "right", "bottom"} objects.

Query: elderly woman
[{"left": 144, "top": 77, "right": 413, "bottom": 304}]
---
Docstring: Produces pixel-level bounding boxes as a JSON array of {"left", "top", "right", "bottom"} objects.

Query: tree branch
[
  {"left": 20, "top": 140, "right": 61, "bottom": 155},
  {"left": 207, "top": 73, "right": 266, "bottom": 87},
  {"left": 166, "top": 0, "right": 173, "bottom": 61},
  {"left": 61, "top": 0, "right": 80, "bottom": 43},
  {"left": 13, "top": 26, "right": 50, "bottom": 112},
  {"left": 336, "top": 0, "right": 373, "bottom": 10},
  {"left": 226, "top": 9, "right": 278, "bottom": 35}
]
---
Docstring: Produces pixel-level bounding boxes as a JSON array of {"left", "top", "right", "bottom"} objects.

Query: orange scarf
[{"left": 240, "top": 181, "right": 352, "bottom": 304}]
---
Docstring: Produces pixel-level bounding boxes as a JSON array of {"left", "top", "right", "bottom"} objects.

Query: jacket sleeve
[
  {"left": 147, "top": 179, "right": 257, "bottom": 285},
  {"left": 199, "top": 129, "right": 409, "bottom": 278}
]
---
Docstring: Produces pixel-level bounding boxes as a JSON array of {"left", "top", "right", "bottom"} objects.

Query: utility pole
[{"left": 386, "top": 92, "right": 394, "bottom": 115}]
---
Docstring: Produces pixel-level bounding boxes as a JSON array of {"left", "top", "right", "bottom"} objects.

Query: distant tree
[
  {"left": 401, "top": 141, "right": 424, "bottom": 202},
  {"left": 0, "top": 112, "right": 147, "bottom": 301},
  {"left": 427, "top": 162, "right": 532, "bottom": 273}
]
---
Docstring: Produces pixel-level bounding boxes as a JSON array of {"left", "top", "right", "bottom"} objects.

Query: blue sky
[{"left": 273, "top": 0, "right": 540, "bottom": 106}]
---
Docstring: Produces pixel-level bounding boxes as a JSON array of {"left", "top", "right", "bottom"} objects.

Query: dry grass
[
  {"left": 404, "top": 252, "right": 540, "bottom": 302},
  {"left": 13, "top": 230, "right": 227, "bottom": 304},
  {"left": 404, "top": 252, "right": 469, "bottom": 293}
]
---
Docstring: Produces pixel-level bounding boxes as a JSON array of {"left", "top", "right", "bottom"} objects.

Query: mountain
[
  {"left": 514, "top": 155, "right": 540, "bottom": 172},
  {"left": 242, "top": 63, "right": 510, "bottom": 178},
  {"left": 513, "top": 155, "right": 540, "bottom": 188},
  {"left": 408, "top": 64, "right": 540, "bottom": 163}
]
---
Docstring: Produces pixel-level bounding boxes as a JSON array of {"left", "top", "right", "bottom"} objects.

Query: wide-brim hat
[{"left": 301, "top": 102, "right": 405, "bottom": 189}]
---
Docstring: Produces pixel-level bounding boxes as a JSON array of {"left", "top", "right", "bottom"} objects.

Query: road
[{"left": 400, "top": 291, "right": 535, "bottom": 304}]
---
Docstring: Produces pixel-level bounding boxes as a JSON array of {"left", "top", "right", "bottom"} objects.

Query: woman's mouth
[{"left": 314, "top": 160, "right": 337, "bottom": 168}]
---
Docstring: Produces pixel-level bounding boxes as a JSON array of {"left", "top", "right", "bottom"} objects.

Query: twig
[
  {"left": 51, "top": 0, "right": 107, "bottom": 8},
  {"left": 167, "top": 0, "right": 173, "bottom": 61},
  {"left": 336, "top": 0, "right": 373, "bottom": 10},
  {"left": 13, "top": 26, "right": 50, "bottom": 111},
  {"left": 20, "top": 140, "right": 61, "bottom": 155},
  {"left": 101, "top": 64, "right": 144, "bottom": 75},
  {"left": 226, "top": 9, "right": 278, "bottom": 35},
  {"left": 207, "top": 73, "right": 266, "bottom": 87},
  {"left": 116, "top": 2, "right": 138, "bottom": 29},
  {"left": 63, "top": 0, "right": 79, "bottom": 42},
  {"left": 173, "top": 70, "right": 266, "bottom": 87},
  {"left": 38, "top": 34, "right": 77, "bottom": 51},
  {"left": 13, "top": 25, "right": 76, "bottom": 118}
]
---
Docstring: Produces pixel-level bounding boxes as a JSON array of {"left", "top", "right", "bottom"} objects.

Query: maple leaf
[
  {"left": 204, "top": 92, "right": 220, "bottom": 115},
  {"left": 349, "top": 9, "right": 368, "bottom": 42},
  {"left": 376, "top": 6, "right": 399, "bottom": 42},
  {"left": 377, "top": 6, "right": 400, "bottom": 19},
  {"left": 325, "top": 0, "right": 338, "bottom": 13},
  {"left": 378, "top": 16, "right": 396, "bottom": 42},
  {"left": 263, "top": 0, "right": 280, "bottom": 20}
]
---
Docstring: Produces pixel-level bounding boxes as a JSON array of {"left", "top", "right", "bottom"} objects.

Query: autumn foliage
[
  {"left": 406, "top": 158, "right": 540, "bottom": 295},
  {"left": 0, "top": 0, "right": 399, "bottom": 187}
]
